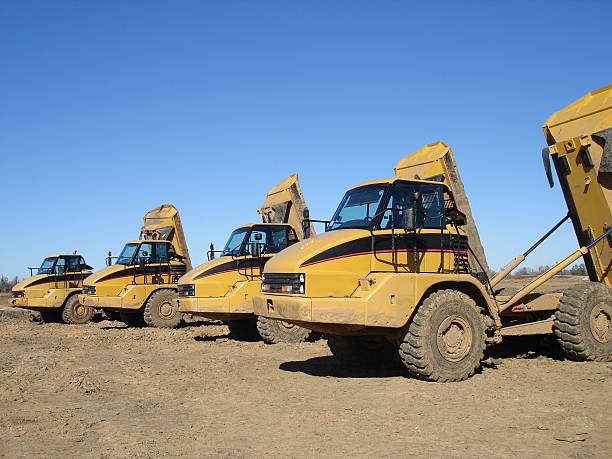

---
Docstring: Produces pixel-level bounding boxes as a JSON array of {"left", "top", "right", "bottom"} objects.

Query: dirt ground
[{"left": 0, "top": 278, "right": 610, "bottom": 458}]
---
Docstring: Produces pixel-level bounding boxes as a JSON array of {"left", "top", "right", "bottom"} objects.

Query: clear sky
[{"left": 1, "top": 0, "right": 610, "bottom": 278}]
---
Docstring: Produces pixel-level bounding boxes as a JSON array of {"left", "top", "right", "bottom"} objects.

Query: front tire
[
  {"left": 256, "top": 316, "right": 311, "bottom": 344},
  {"left": 143, "top": 289, "right": 182, "bottom": 328},
  {"left": 553, "top": 283, "right": 611, "bottom": 362},
  {"left": 61, "top": 295, "right": 94, "bottom": 324},
  {"left": 399, "top": 289, "right": 486, "bottom": 382}
]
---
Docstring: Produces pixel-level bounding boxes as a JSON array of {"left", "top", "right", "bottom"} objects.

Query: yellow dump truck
[
  {"left": 10, "top": 253, "right": 94, "bottom": 324},
  {"left": 253, "top": 85, "right": 611, "bottom": 381},
  {"left": 175, "top": 174, "right": 315, "bottom": 343},
  {"left": 79, "top": 204, "right": 191, "bottom": 328}
]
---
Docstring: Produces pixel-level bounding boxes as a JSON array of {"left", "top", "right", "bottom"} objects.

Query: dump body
[
  {"left": 394, "top": 141, "right": 490, "bottom": 274},
  {"left": 141, "top": 204, "right": 192, "bottom": 271},
  {"left": 258, "top": 173, "right": 315, "bottom": 239},
  {"left": 543, "top": 85, "right": 611, "bottom": 287}
]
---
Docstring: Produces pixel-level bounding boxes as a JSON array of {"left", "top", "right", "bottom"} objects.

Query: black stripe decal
[
  {"left": 301, "top": 234, "right": 468, "bottom": 267},
  {"left": 194, "top": 257, "right": 271, "bottom": 280},
  {"left": 95, "top": 265, "right": 185, "bottom": 283},
  {"left": 24, "top": 273, "right": 89, "bottom": 288}
]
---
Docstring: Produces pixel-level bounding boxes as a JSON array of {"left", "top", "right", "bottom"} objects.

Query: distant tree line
[
  {"left": 0, "top": 275, "right": 20, "bottom": 293},
  {"left": 502, "top": 263, "right": 587, "bottom": 278}
]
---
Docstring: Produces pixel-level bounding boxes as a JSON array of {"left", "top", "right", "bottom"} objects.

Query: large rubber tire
[
  {"left": 119, "top": 310, "right": 146, "bottom": 327},
  {"left": 399, "top": 289, "right": 486, "bottom": 382},
  {"left": 226, "top": 320, "right": 259, "bottom": 341},
  {"left": 553, "top": 283, "right": 612, "bottom": 362},
  {"left": 143, "top": 289, "right": 182, "bottom": 328},
  {"left": 61, "top": 295, "right": 94, "bottom": 324},
  {"left": 327, "top": 335, "right": 396, "bottom": 366},
  {"left": 256, "top": 316, "right": 311, "bottom": 344},
  {"left": 39, "top": 309, "right": 62, "bottom": 324}
]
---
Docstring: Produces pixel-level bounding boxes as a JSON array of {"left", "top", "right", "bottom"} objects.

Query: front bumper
[
  {"left": 79, "top": 294, "right": 124, "bottom": 310},
  {"left": 10, "top": 296, "right": 52, "bottom": 309},
  {"left": 253, "top": 294, "right": 368, "bottom": 326},
  {"left": 175, "top": 296, "right": 231, "bottom": 314}
]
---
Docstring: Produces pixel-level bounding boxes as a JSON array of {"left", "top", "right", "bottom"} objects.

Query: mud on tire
[
  {"left": 143, "top": 289, "right": 183, "bottom": 329},
  {"left": 61, "top": 295, "right": 94, "bottom": 324},
  {"left": 399, "top": 289, "right": 486, "bottom": 382},
  {"left": 327, "top": 335, "right": 396, "bottom": 366},
  {"left": 553, "top": 283, "right": 612, "bottom": 362},
  {"left": 256, "top": 316, "right": 311, "bottom": 344}
]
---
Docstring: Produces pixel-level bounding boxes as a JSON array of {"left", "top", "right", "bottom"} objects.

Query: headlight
[
  {"left": 83, "top": 285, "right": 96, "bottom": 295},
  {"left": 261, "top": 273, "right": 305, "bottom": 294},
  {"left": 11, "top": 291, "right": 25, "bottom": 298},
  {"left": 178, "top": 284, "right": 195, "bottom": 297}
]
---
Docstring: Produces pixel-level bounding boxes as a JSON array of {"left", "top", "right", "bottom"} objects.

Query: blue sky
[{"left": 1, "top": 0, "right": 610, "bottom": 278}]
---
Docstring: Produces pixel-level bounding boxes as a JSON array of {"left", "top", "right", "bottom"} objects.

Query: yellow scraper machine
[
  {"left": 10, "top": 253, "right": 94, "bottom": 324},
  {"left": 79, "top": 204, "right": 191, "bottom": 328},
  {"left": 253, "top": 85, "right": 612, "bottom": 381},
  {"left": 175, "top": 174, "right": 316, "bottom": 343}
]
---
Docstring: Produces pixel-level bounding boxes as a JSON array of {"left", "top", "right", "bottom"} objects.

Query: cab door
[{"left": 371, "top": 182, "right": 450, "bottom": 274}]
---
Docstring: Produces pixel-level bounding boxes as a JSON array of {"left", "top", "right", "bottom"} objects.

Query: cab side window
[
  {"left": 269, "top": 227, "right": 289, "bottom": 253},
  {"left": 154, "top": 243, "right": 169, "bottom": 263},
  {"left": 246, "top": 230, "right": 267, "bottom": 255},
  {"left": 379, "top": 183, "right": 445, "bottom": 229},
  {"left": 67, "top": 256, "right": 81, "bottom": 272},
  {"left": 55, "top": 257, "right": 67, "bottom": 274},
  {"left": 137, "top": 243, "right": 154, "bottom": 263}
]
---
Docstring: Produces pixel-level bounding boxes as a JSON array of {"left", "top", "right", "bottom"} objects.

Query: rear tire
[
  {"left": 226, "top": 320, "right": 259, "bottom": 341},
  {"left": 399, "top": 289, "right": 486, "bottom": 382},
  {"left": 143, "top": 289, "right": 182, "bottom": 328},
  {"left": 553, "top": 283, "right": 611, "bottom": 362},
  {"left": 327, "top": 335, "right": 396, "bottom": 365},
  {"left": 256, "top": 316, "right": 311, "bottom": 344},
  {"left": 119, "top": 310, "right": 146, "bottom": 327},
  {"left": 61, "top": 295, "right": 94, "bottom": 324}
]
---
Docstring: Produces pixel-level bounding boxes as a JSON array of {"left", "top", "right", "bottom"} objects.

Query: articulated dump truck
[
  {"left": 253, "top": 85, "right": 612, "bottom": 382},
  {"left": 175, "top": 174, "right": 315, "bottom": 343},
  {"left": 79, "top": 204, "right": 191, "bottom": 328},
  {"left": 10, "top": 253, "right": 94, "bottom": 324}
]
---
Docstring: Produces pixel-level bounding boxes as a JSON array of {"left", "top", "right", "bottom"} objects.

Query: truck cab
[{"left": 11, "top": 253, "right": 94, "bottom": 324}]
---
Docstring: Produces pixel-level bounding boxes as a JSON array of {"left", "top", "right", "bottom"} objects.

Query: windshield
[
  {"left": 328, "top": 184, "right": 387, "bottom": 230},
  {"left": 222, "top": 228, "right": 248, "bottom": 256},
  {"left": 38, "top": 257, "right": 56, "bottom": 275},
  {"left": 116, "top": 243, "right": 139, "bottom": 265}
]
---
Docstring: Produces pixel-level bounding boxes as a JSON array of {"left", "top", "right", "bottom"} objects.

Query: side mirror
[{"left": 254, "top": 233, "right": 263, "bottom": 241}]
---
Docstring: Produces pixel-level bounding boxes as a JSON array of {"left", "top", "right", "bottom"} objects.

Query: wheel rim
[
  {"left": 280, "top": 320, "right": 296, "bottom": 330},
  {"left": 590, "top": 302, "right": 611, "bottom": 344},
  {"left": 437, "top": 315, "right": 473, "bottom": 362},
  {"left": 159, "top": 302, "right": 175, "bottom": 318},
  {"left": 75, "top": 304, "right": 87, "bottom": 317}
]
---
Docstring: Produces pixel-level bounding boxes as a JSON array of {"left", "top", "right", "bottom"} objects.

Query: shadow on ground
[{"left": 279, "top": 355, "right": 405, "bottom": 378}]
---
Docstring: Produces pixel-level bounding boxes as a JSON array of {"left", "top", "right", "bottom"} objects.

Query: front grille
[
  {"left": 262, "top": 273, "right": 305, "bottom": 294},
  {"left": 177, "top": 284, "right": 195, "bottom": 296},
  {"left": 11, "top": 291, "right": 25, "bottom": 298},
  {"left": 82, "top": 285, "right": 96, "bottom": 295}
]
